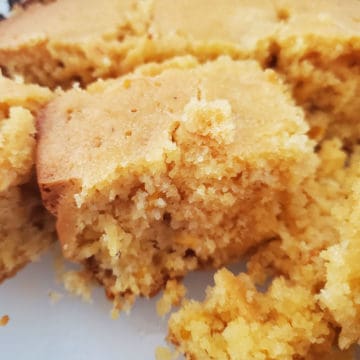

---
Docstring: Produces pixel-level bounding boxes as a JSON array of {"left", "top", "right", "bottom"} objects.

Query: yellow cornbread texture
[
  {"left": 37, "top": 57, "right": 315, "bottom": 310},
  {"left": 0, "top": 0, "right": 148, "bottom": 88},
  {"left": 148, "top": 0, "right": 360, "bottom": 143},
  {"left": 0, "top": 0, "right": 359, "bottom": 143},
  {"left": 1, "top": 1, "right": 360, "bottom": 358},
  {"left": 168, "top": 140, "right": 360, "bottom": 359},
  {"left": 0, "top": 75, "right": 54, "bottom": 281}
]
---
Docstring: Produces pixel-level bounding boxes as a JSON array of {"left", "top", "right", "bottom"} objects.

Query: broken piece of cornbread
[
  {"left": 37, "top": 57, "right": 315, "bottom": 309},
  {"left": 169, "top": 269, "right": 333, "bottom": 360},
  {"left": 0, "top": 75, "right": 54, "bottom": 281}
]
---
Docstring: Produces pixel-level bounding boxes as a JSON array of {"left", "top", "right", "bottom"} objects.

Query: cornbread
[
  {"left": 37, "top": 57, "right": 315, "bottom": 310},
  {"left": 170, "top": 269, "right": 333, "bottom": 360},
  {"left": 0, "top": 0, "right": 147, "bottom": 88},
  {"left": 320, "top": 147, "right": 360, "bottom": 349},
  {"left": 149, "top": 0, "right": 360, "bottom": 143},
  {"left": 0, "top": 75, "right": 54, "bottom": 281},
  {"left": 1, "top": 1, "right": 360, "bottom": 358},
  {"left": 1, "top": 0, "right": 360, "bottom": 143},
  {"left": 168, "top": 140, "right": 360, "bottom": 359},
  {"left": 0, "top": 0, "right": 276, "bottom": 88},
  {"left": 156, "top": 279, "right": 186, "bottom": 317}
]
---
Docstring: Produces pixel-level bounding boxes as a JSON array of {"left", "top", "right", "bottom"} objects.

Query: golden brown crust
[{"left": 1, "top": 0, "right": 360, "bottom": 143}]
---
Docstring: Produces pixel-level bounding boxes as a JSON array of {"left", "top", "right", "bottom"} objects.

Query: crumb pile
[
  {"left": 0, "top": 0, "right": 360, "bottom": 359},
  {"left": 0, "top": 75, "right": 54, "bottom": 281},
  {"left": 37, "top": 57, "right": 315, "bottom": 309}
]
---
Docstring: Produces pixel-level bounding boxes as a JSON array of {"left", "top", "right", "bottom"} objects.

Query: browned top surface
[
  {"left": 150, "top": 0, "right": 278, "bottom": 52},
  {"left": 151, "top": 0, "right": 360, "bottom": 43},
  {"left": 0, "top": 0, "right": 136, "bottom": 47},
  {"left": 37, "top": 57, "right": 309, "bottom": 191},
  {"left": 1, "top": 0, "right": 359, "bottom": 52}
]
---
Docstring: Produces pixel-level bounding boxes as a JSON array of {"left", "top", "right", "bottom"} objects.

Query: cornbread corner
[
  {"left": 169, "top": 139, "right": 360, "bottom": 359},
  {"left": 0, "top": 75, "right": 54, "bottom": 282},
  {"left": 37, "top": 56, "right": 316, "bottom": 310},
  {"left": 272, "top": 1, "right": 360, "bottom": 143}
]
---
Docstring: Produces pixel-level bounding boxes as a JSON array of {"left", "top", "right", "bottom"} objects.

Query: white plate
[
  {"left": 0, "top": 249, "right": 246, "bottom": 359},
  {"left": 0, "top": 0, "right": 9, "bottom": 17}
]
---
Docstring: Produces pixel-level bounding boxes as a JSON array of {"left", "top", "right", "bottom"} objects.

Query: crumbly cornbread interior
[
  {"left": 169, "top": 139, "right": 360, "bottom": 359},
  {"left": 0, "top": 75, "right": 54, "bottom": 281}
]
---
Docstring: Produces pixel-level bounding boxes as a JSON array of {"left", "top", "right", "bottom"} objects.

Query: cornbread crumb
[
  {"left": 48, "top": 290, "right": 63, "bottom": 304},
  {"left": 0, "top": 315, "right": 9, "bottom": 326},
  {"left": 110, "top": 307, "right": 120, "bottom": 320},
  {"left": 157, "top": 280, "right": 186, "bottom": 317},
  {"left": 1, "top": 1, "right": 359, "bottom": 358},
  {"left": 61, "top": 270, "right": 93, "bottom": 303}
]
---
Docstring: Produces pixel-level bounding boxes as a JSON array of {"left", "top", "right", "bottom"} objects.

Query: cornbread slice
[
  {"left": 169, "top": 140, "right": 360, "bottom": 358},
  {"left": 37, "top": 57, "right": 315, "bottom": 309},
  {"left": 0, "top": 0, "right": 147, "bottom": 88},
  {"left": 0, "top": 75, "right": 54, "bottom": 281}
]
